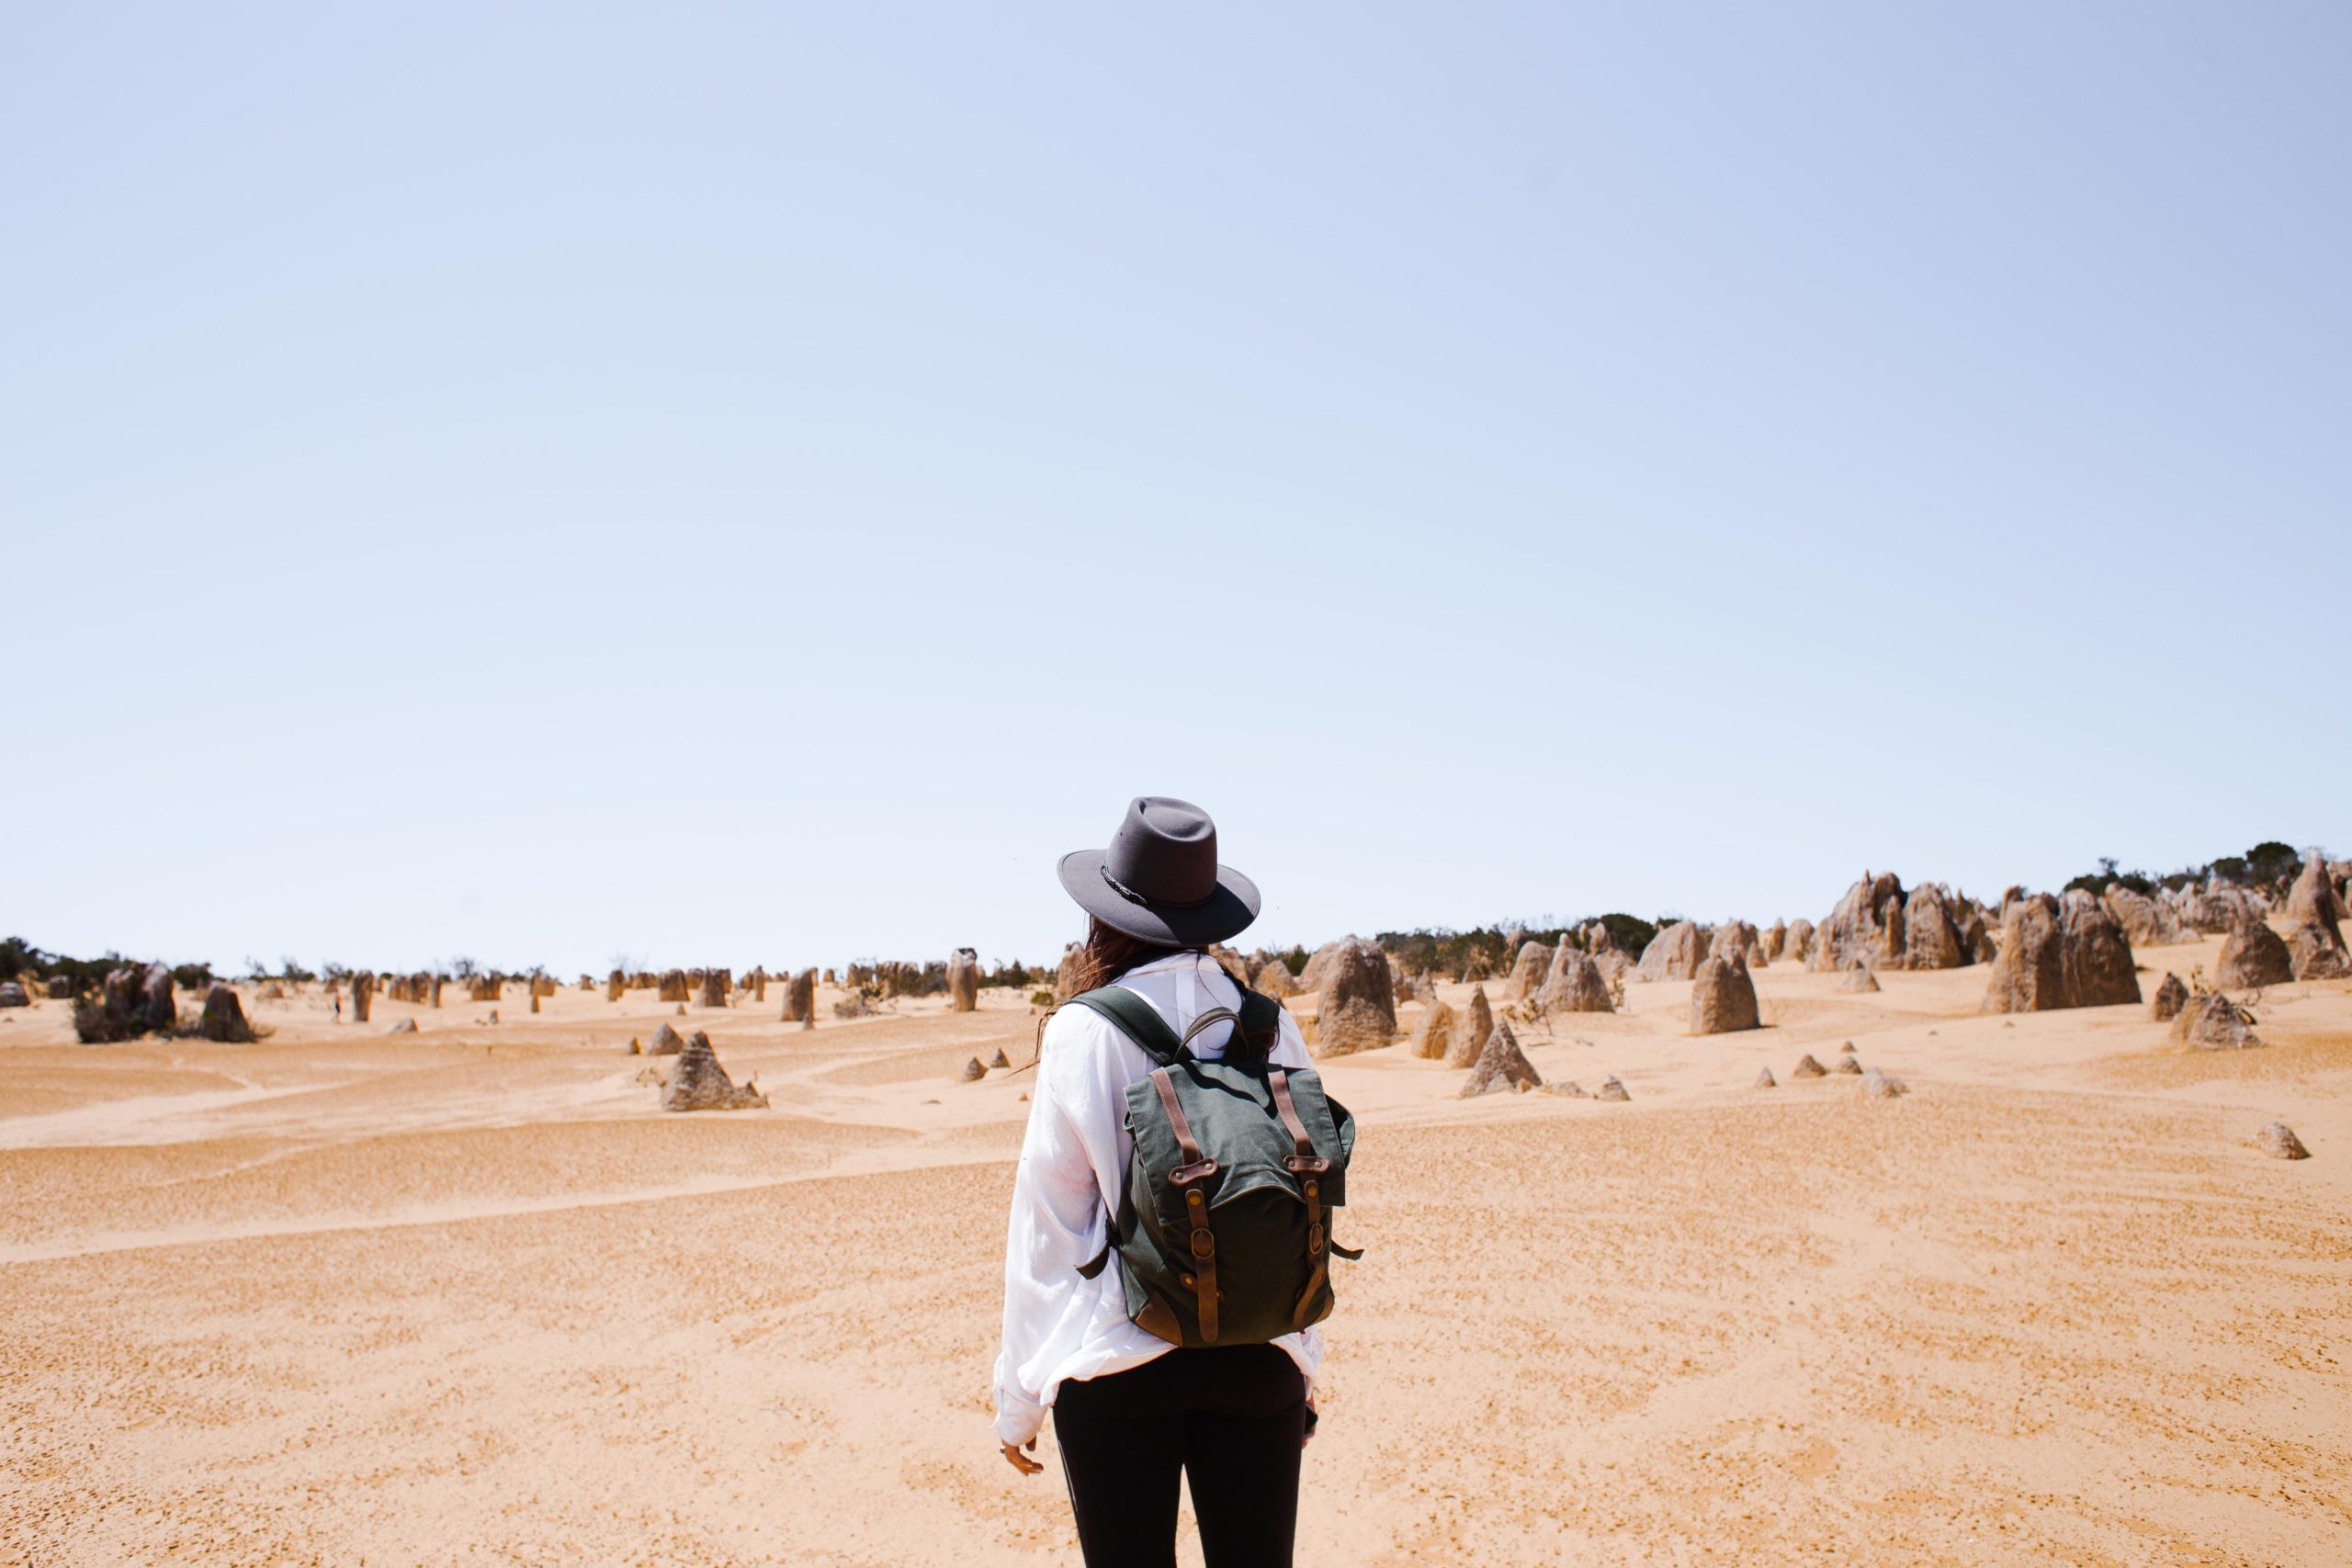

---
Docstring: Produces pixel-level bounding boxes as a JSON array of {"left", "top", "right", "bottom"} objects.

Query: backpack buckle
[
  {"left": 1170, "top": 1159, "right": 1219, "bottom": 1185},
  {"left": 1283, "top": 1155, "right": 1330, "bottom": 1175}
]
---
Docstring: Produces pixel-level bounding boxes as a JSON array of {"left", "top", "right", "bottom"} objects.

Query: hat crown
[{"left": 1105, "top": 796, "right": 1219, "bottom": 907}]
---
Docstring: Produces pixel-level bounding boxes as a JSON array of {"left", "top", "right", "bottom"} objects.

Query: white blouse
[{"left": 991, "top": 950, "right": 1324, "bottom": 1446}]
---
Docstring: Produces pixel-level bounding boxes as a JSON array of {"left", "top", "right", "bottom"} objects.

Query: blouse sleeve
[{"left": 991, "top": 1013, "right": 1119, "bottom": 1445}]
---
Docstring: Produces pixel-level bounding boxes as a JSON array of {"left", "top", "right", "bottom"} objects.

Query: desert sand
[{"left": 4, "top": 935, "right": 2346, "bottom": 1566}]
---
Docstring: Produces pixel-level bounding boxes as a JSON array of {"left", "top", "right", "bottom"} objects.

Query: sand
[{"left": 4, "top": 939, "right": 2347, "bottom": 1565}]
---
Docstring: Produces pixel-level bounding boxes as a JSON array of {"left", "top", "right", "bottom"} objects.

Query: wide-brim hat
[{"left": 1057, "top": 796, "right": 1261, "bottom": 947}]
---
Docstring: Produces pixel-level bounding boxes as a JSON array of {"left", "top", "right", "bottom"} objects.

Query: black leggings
[{"left": 1053, "top": 1345, "right": 1307, "bottom": 1568}]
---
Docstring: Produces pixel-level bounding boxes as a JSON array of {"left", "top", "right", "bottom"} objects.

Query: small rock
[
  {"left": 0, "top": 983, "right": 28, "bottom": 1009},
  {"left": 1838, "top": 1041, "right": 1857, "bottom": 1055},
  {"left": 1754, "top": 1067, "right": 1776, "bottom": 1089},
  {"left": 2256, "top": 1122, "right": 2309, "bottom": 1159},
  {"left": 1835, "top": 1055, "right": 1863, "bottom": 1075},
  {"left": 387, "top": 1018, "right": 417, "bottom": 1034},
  {"left": 1597, "top": 1076, "right": 1630, "bottom": 1101},
  {"left": 1862, "top": 1066, "right": 1907, "bottom": 1099},
  {"left": 648, "top": 1022, "right": 685, "bottom": 1056},
  {"left": 628, "top": 1037, "right": 642, "bottom": 1055},
  {"left": 1542, "top": 1080, "right": 1588, "bottom": 1098},
  {"left": 961, "top": 1056, "right": 987, "bottom": 1082},
  {"left": 989, "top": 1047, "right": 1011, "bottom": 1069},
  {"left": 1792, "top": 1054, "right": 1827, "bottom": 1078}
]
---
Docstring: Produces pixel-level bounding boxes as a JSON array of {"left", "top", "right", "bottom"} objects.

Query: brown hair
[{"left": 1059, "top": 916, "right": 1182, "bottom": 998}]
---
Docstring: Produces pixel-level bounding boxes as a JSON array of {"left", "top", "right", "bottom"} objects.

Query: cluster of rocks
[
  {"left": 73, "top": 964, "right": 179, "bottom": 1043},
  {"left": 1979, "top": 891, "right": 2140, "bottom": 1013},
  {"left": 1762, "top": 1043, "right": 1903, "bottom": 1095},
  {"left": 1805, "top": 872, "right": 1992, "bottom": 975},
  {"left": 382, "top": 972, "right": 442, "bottom": 1006}
]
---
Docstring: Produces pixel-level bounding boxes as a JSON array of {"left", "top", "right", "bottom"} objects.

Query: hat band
[{"left": 1101, "top": 863, "right": 1216, "bottom": 911}]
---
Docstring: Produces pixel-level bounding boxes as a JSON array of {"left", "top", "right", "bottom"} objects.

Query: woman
[{"left": 995, "top": 796, "right": 1322, "bottom": 1568}]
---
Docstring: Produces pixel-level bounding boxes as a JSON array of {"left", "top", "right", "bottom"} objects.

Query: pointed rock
[
  {"left": 2171, "top": 992, "right": 2261, "bottom": 1050},
  {"left": 1539, "top": 946, "right": 1615, "bottom": 1014},
  {"left": 990, "top": 1046, "right": 1011, "bottom": 1069},
  {"left": 198, "top": 983, "right": 255, "bottom": 1043},
  {"left": 1754, "top": 1066, "right": 1777, "bottom": 1089},
  {"left": 1444, "top": 986, "right": 1494, "bottom": 1069},
  {"left": 2288, "top": 921, "right": 2352, "bottom": 981},
  {"left": 1634, "top": 921, "right": 1708, "bottom": 983},
  {"left": 1313, "top": 939, "right": 1397, "bottom": 1057},
  {"left": 661, "top": 1031, "right": 768, "bottom": 1111},
  {"left": 961, "top": 1056, "right": 987, "bottom": 1081},
  {"left": 1506, "top": 941, "right": 1554, "bottom": 999},
  {"left": 1690, "top": 950, "right": 1761, "bottom": 1033},
  {"left": 1835, "top": 1055, "right": 1863, "bottom": 1074},
  {"left": 1458, "top": 1018, "right": 1541, "bottom": 1097},
  {"left": 1252, "top": 960, "right": 1300, "bottom": 999},
  {"left": 386, "top": 1018, "right": 417, "bottom": 1034},
  {"left": 1861, "top": 1066, "right": 1907, "bottom": 1098},
  {"left": 1411, "top": 995, "right": 1457, "bottom": 1060},
  {"left": 2216, "top": 921, "right": 2293, "bottom": 989},
  {"left": 2150, "top": 973, "right": 2188, "bottom": 1023},
  {"left": 1792, "top": 1054, "right": 1827, "bottom": 1078},
  {"left": 947, "top": 949, "right": 981, "bottom": 1013},
  {"left": 1596, "top": 1075, "right": 1630, "bottom": 1101},
  {"left": 648, "top": 1021, "right": 685, "bottom": 1056},
  {"left": 1837, "top": 958, "right": 1882, "bottom": 993}
]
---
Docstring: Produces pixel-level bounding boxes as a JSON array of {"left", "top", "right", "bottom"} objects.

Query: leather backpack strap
[
  {"left": 1150, "top": 1066, "right": 1222, "bottom": 1344},
  {"left": 1270, "top": 1068, "right": 1331, "bottom": 1330}
]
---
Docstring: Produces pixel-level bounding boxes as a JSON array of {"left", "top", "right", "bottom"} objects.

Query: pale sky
[{"left": 6, "top": 3, "right": 2346, "bottom": 976}]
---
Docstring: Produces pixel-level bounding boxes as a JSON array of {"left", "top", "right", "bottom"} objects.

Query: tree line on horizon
[{"left": 3, "top": 840, "right": 2327, "bottom": 998}]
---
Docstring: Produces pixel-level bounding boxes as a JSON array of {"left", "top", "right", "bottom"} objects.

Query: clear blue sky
[{"left": 6, "top": 3, "right": 2345, "bottom": 976}]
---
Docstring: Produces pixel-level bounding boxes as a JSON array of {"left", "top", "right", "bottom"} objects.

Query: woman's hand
[{"left": 1001, "top": 1438, "right": 1043, "bottom": 1475}]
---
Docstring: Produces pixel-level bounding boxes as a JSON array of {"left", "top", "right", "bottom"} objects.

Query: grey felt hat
[{"left": 1057, "top": 796, "right": 1261, "bottom": 947}]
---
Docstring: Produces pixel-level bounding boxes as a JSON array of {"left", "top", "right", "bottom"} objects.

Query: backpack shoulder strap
[
  {"left": 1064, "top": 986, "right": 1184, "bottom": 1066},
  {"left": 1236, "top": 987, "right": 1283, "bottom": 1056}
]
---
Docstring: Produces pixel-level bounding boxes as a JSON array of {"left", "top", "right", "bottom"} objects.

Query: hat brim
[{"left": 1057, "top": 850, "right": 1261, "bottom": 947}]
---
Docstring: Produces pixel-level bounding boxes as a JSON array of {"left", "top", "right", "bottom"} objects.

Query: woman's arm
[{"left": 992, "top": 1014, "right": 1117, "bottom": 1458}]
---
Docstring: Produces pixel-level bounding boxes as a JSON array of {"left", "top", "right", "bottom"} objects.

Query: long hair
[
  {"left": 1033, "top": 917, "right": 1271, "bottom": 1067},
  {"left": 1060, "top": 916, "right": 1181, "bottom": 998}
]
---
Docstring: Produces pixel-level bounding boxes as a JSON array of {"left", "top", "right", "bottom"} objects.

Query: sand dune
[{"left": 4, "top": 942, "right": 2346, "bottom": 1564}]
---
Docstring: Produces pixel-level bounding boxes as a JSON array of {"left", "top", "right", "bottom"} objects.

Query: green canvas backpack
[{"left": 1064, "top": 982, "right": 1361, "bottom": 1348}]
